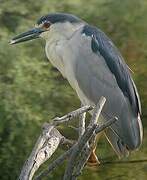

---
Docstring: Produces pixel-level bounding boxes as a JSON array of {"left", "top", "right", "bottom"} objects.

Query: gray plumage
[
  {"left": 10, "top": 13, "right": 143, "bottom": 158},
  {"left": 77, "top": 24, "right": 142, "bottom": 155}
]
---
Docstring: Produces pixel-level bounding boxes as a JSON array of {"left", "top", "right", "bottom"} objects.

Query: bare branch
[
  {"left": 72, "top": 97, "right": 106, "bottom": 179},
  {"left": 72, "top": 145, "right": 91, "bottom": 179},
  {"left": 19, "top": 125, "right": 62, "bottom": 180},
  {"left": 63, "top": 124, "right": 97, "bottom": 180},
  {"left": 102, "top": 159, "right": 147, "bottom": 165},
  {"left": 95, "top": 117, "right": 118, "bottom": 134},
  {"left": 79, "top": 103, "right": 86, "bottom": 138},
  {"left": 61, "top": 137, "right": 76, "bottom": 147},
  {"left": 90, "top": 96, "right": 106, "bottom": 125},
  {"left": 89, "top": 96, "right": 106, "bottom": 155},
  {"left": 19, "top": 104, "right": 94, "bottom": 180},
  {"left": 53, "top": 105, "right": 93, "bottom": 125},
  {"left": 19, "top": 97, "right": 118, "bottom": 180},
  {"left": 35, "top": 146, "right": 74, "bottom": 180},
  {"left": 70, "top": 117, "right": 117, "bottom": 180}
]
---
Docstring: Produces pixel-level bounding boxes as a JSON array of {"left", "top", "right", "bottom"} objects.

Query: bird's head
[{"left": 10, "top": 13, "right": 84, "bottom": 45}]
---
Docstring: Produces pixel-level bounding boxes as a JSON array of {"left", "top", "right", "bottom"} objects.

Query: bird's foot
[{"left": 87, "top": 149, "right": 100, "bottom": 167}]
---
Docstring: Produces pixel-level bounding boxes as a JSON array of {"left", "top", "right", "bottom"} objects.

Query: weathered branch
[
  {"left": 79, "top": 103, "right": 86, "bottom": 138},
  {"left": 19, "top": 104, "right": 94, "bottom": 180},
  {"left": 102, "top": 159, "right": 147, "bottom": 165},
  {"left": 63, "top": 123, "right": 98, "bottom": 180},
  {"left": 35, "top": 146, "right": 74, "bottom": 180},
  {"left": 53, "top": 105, "right": 93, "bottom": 125},
  {"left": 19, "top": 127, "right": 63, "bottom": 180},
  {"left": 69, "top": 97, "right": 106, "bottom": 179},
  {"left": 90, "top": 96, "right": 106, "bottom": 125},
  {"left": 72, "top": 145, "right": 91, "bottom": 179},
  {"left": 63, "top": 97, "right": 107, "bottom": 180},
  {"left": 19, "top": 97, "right": 117, "bottom": 180}
]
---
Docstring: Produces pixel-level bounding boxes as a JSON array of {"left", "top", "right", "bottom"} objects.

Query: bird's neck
[{"left": 44, "top": 22, "right": 85, "bottom": 76}]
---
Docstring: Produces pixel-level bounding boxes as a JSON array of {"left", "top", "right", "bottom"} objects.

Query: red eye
[{"left": 43, "top": 21, "right": 51, "bottom": 29}]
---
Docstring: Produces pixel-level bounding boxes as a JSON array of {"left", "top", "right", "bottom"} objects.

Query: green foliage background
[{"left": 0, "top": 0, "right": 147, "bottom": 179}]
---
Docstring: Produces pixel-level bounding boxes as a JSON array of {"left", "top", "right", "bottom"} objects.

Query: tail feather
[
  {"left": 105, "top": 128, "right": 129, "bottom": 158},
  {"left": 104, "top": 100, "right": 143, "bottom": 156}
]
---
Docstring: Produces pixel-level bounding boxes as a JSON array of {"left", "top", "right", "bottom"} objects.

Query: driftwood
[{"left": 18, "top": 97, "right": 117, "bottom": 180}]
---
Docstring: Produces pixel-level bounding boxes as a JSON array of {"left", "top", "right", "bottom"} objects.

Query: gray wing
[{"left": 74, "top": 25, "right": 142, "bottom": 156}]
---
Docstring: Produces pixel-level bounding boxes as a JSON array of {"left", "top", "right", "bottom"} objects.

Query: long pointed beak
[{"left": 10, "top": 28, "right": 44, "bottom": 45}]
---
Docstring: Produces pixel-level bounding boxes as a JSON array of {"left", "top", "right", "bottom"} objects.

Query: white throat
[
  {"left": 42, "top": 22, "right": 84, "bottom": 77},
  {"left": 41, "top": 21, "right": 92, "bottom": 106}
]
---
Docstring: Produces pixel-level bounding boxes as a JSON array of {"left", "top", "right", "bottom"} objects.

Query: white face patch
[{"left": 39, "top": 22, "right": 85, "bottom": 41}]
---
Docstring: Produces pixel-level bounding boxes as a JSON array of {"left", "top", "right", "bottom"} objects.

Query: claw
[{"left": 87, "top": 149, "right": 100, "bottom": 166}]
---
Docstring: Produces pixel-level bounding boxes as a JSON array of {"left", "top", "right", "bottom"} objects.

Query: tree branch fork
[{"left": 19, "top": 97, "right": 117, "bottom": 180}]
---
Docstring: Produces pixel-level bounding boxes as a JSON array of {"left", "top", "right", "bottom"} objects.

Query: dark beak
[{"left": 10, "top": 28, "right": 44, "bottom": 45}]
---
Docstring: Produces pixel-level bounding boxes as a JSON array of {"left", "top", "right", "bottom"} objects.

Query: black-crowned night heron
[{"left": 10, "top": 13, "right": 143, "bottom": 165}]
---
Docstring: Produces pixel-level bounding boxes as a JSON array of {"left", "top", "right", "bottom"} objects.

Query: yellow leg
[
  {"left": 87, "top": 147, "right": 100, "bottom": 166},
  {"left": 87, "top": 132, "right": 103, "bottom": 166}
]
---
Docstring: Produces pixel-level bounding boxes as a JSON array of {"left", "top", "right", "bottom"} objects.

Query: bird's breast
[
  {"left": 45, "top": 39, "right": 80, "bottom": 92},
  {"left": 45, "top": 33, "right": 94, "bottom": 106},
  {"left": 45, "top": 40, "right": 66, "bottom": 77},
  {"left": 56, "top": 38, "right": 94, "bottom": 106}
]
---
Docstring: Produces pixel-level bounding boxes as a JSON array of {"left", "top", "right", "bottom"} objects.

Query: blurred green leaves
[{"left": 0, "top": 0, "right": 147, "bottom": 179}]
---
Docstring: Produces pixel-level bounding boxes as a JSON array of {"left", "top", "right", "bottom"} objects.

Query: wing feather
[
  {"left": 82, "top": 25, "right": 141, "bottom": 115},
  {"left": 74, "top": 25, "right": 142, "bottom": 154}
]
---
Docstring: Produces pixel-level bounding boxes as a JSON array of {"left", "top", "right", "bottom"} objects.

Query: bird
[{"left": 10, "top": 13, "right": 143, "bottom": 165}]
